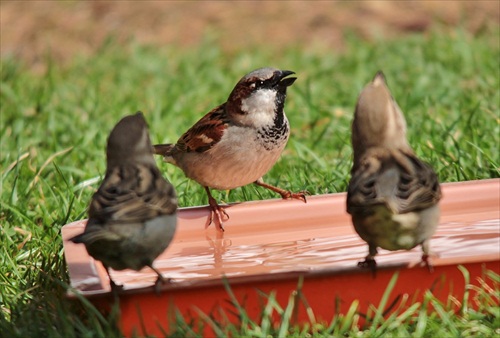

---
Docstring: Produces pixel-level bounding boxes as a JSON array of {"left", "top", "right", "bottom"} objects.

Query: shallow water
[{"left": 108, "top": 218, "right": 500, "bottom": 288}]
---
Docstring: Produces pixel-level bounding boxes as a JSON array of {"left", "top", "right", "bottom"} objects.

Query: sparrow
[
  {"left": 346, "top": 71, "right": 442, "bottom": 272},
  {"left": 154, "top": 67, "right": 306, "bottom": 231},
  {"left": 70, "top": 112, "right": 177, "bottom": 293}
]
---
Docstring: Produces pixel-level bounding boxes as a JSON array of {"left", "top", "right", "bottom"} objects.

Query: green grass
[
  {"left": 163, "top": 270, "right": 500, "bottom": 337},
  {"left": 1, "top": 26, "right": 499, "bottom": 337}
]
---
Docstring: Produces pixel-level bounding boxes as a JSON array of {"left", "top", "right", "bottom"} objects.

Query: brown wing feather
[
  {"left": 347, "top": 148, "right": 441, "bottom": 215},
  {"left": 395, "top": 150, "right": 442, "bottom": 213},
  {"left": 89, "top": 164, "right": 177, "bottom": 223},
  {"left": 175, "top": 104, "right": 229, "bottom": 154}
]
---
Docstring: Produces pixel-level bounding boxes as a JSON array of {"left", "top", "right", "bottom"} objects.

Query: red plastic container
[{"left": 62, "top": 179, "right": 500, "bottom": 336}]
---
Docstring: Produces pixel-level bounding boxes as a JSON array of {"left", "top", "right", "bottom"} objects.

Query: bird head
[
  {"left": 352, "top": 71, "right": 411, "bottom": 161},
  {"left": 226, "top": 68, "right": 297, "bottom": 128},
  {"left": 106, "top": 112, "right": 156, "bottom": 167}
]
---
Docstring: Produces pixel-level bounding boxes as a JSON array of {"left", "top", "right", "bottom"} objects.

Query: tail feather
[
  {"left": 69, "top": 233, "right": 85, "bottom": 243},
  {"left": 153, "top": 144, "right": 175, "bottom": 157}
]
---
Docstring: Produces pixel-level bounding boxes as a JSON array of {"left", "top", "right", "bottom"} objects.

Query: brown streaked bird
[
  {"left": 70, "top": 112, "right": 177, "bottom": 293},
  {"left": 154, "top": 67, "right": 307, "bottom": 231},
  {"left": 346, "top": 71, "right": 442, "bottom": 272}
]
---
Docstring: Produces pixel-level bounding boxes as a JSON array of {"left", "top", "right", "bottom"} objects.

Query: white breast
[
  {"left": 240, "top": 89, "right": 277, "bottom": 128},
  {"left": 178, "top": 123, "right": 289, "bottom": 190}
]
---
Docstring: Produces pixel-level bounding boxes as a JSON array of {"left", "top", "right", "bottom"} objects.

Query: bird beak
[
  {"left": 372, "top": 71, "right": 386, "bottom": 86},
  {"left": 275, "top": 70, "right": 297, "bottom": 87}
]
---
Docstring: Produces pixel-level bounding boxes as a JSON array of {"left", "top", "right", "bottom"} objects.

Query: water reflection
[{"left": 110, "top": 219, "right": 500, "bottom": 287}]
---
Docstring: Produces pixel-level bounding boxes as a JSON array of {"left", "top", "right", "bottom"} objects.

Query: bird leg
[
  {"left": 254, "top": 178, "right": 308, "bottom": 202},
  {"left": 148, "top": 264, "right": 169, "bottom": 295},
  {"left": 358, "top": 245, "right": 378, "bottom": 278},
  {"left": 204, "top": 187, "right": 229, "bottom": 231},
  {"left": 104, "top": 265, "right": 123, "bottom": 296},
  {"left": 421, "top": 254, "right": 434, "bottom": 273},
  {"left": 420, "top": 241, "right": 435, "bottom": 273}
]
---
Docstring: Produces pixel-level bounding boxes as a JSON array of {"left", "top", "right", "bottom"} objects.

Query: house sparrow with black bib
[
  {"left": 346, "top": 72, "right": 442, "bottom": 272},
  {"left": 70, "top": 112, "right": 177, "bottom": 293},
  {"left": 154, "top": 67, "right": 306, "bottom": 231}
]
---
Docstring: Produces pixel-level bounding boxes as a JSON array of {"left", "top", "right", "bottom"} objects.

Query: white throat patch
[{"left": 240, "top": 89, "right": 277, "bottom": 128}]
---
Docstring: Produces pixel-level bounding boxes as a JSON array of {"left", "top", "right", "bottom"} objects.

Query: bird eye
[{"left": 249, "top": 80, "right": 264, "bottom": 89}]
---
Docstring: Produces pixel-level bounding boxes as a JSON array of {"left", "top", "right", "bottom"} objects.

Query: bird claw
[
  {"left": 204, "top": 187, "right": 230, "bottom": 231},
  {"left": 358, "top": 257, "right": 377, "bottom": 278},
  {"left": 205, "top": 203, "right": 229, "bottom": 231},
  {"left": 109, "top": 279, "right": 124, "bottom": 300},
  {"left": 421, "top": 254, "right": 434, "bottom": 273},
  {"left": 153, "top": 275, "right": 171, "bottom": 295},
  {"left": 281, "top": 190, "right": 309, "bottom": 202}
]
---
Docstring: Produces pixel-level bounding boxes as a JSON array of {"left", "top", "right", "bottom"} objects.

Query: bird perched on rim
[
  {"left": 154, "top": 67, "right": 307, "bottom": 231},
  {"left": 346, "top": 71, "right": 442, "bottom": 272},
  {"left": 70, "top": 112, "right": 177, "bottom": 293}
]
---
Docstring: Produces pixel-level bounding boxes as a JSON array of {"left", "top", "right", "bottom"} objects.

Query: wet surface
[{"left": 62, "top": 179, "right": 500, "bottom": 295}]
